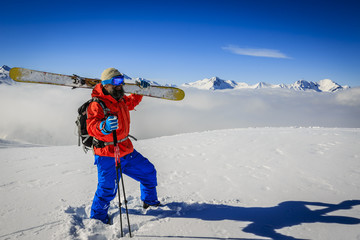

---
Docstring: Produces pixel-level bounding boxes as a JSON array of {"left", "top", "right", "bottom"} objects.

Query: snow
[
  {"left": 0, "top": 65, "right": 15, "bottom": 85},
  {"left": 1, "top": 128, "right": 360, "bottom": 239},
  {"left": 183, "top": 77, "right": 238, "bottom": 90},
  {"left": 1, "top": 66, "right": 360, "bottom": 239},
  {"left": 183, "top": 76, "right": 348, "bottom": 92},
  {"left": 317, "top": 79, "right": 343, "bottom": 92}
]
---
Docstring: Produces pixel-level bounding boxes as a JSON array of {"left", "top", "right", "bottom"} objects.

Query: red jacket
[{"left": 86, "top": 84, "right": 143, "bottom": 157}]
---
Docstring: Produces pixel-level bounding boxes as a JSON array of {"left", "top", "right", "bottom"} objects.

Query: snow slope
[{"left": 1, "top": 128, "right": 360, "bottom": 240}]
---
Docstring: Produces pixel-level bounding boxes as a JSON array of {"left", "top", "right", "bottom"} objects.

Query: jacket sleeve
[
  {"left": 123, "top": 94, "right": 143, "bottom": 111},
  {"left": 86, "top": 101, "right": 107, "bottom": 140}
]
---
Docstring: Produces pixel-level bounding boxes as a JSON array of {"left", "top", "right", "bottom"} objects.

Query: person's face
[{"left": 104, "top": 84, "right": 124, "bottom": 100}]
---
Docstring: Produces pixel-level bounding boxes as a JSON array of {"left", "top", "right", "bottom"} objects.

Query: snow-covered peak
[
  {"left": 122, "top": 73, "right": 132, "bottom": 81},
  {"left": 183, "top": 76, "right": 238, "bottom": 90},
  {"left": 133, "top": 77, "right": 161, "bottom": 86},
  {"left": 1, "top": 65, "right": 11, "bottom": 72},
  {"left": 0, "top": 65, "right": 15, "bottom": 85},
  {"left": 123, "top": 75, "right": 162, "bottom": 87},
  {"left": 290, "top": 80, "right": 321, "bottom": 92},
  {"left": 317, "top": 79, "right": 345, "bottom": 92},
  {"left": 253, "top": 81, "right": 277, "bottom": 89}
]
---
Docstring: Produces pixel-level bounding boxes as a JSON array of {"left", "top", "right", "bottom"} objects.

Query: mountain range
[
  {"left": 0, "top": 65, "right": 349, "bottom": 92},
  {"left": 182, "top": 76, "right": 349, "bottom": 92}
]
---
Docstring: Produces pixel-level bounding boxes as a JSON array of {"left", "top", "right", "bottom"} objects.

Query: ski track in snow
[{"left": 1, "top": 128, "right": 360, "bottom": 240}]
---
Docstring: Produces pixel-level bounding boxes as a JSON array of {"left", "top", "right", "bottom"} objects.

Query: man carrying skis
[{"left": 87, "top": 67, "right": 160, "bottom": 224}]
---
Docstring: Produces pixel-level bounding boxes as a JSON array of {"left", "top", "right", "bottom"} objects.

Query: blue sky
[{"left": 1, "top": 0, "right": 359, "bottom": 86}]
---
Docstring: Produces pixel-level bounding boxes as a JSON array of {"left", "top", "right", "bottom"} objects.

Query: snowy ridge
[
  {"left": 0, "top": 65, "right": 14, "bottom": 85},
  {"left": 183, "top": 76, "right": 349, "bottom": 92},
  {"left": 126, "top": 77, "right": 161, "bottom": 86},
  {"left": 1, "top": 128, "right": 360, "bottom": 239},
  {"left": 183, "top": 76, "right": 238, "bottom": 90},
  {"left": 317, "top": 79, "right": 345, "bottom": 92},
  {"left": 2, "top": 65, "right": 349, "bottom": 91}
]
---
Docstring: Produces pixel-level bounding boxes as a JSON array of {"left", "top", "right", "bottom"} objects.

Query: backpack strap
[
  {"left": 88, "top": 97, "right": 109, "bottom": 149},
  {"left": 91, "top": 97, "right": 110, "bottom": 118}
]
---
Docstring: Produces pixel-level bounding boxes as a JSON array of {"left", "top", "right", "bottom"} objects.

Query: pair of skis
[{"left": 9, "top": 67, "right": 185, "bottom": 101}]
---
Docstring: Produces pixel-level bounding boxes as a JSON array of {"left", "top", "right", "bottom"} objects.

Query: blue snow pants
[{"left": 90, "top": 149, "right": 158, "bottom": 223}]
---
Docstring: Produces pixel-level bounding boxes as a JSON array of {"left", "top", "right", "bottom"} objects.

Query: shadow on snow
[{"left": 131, "top": 200, "right": 360, "bottom": 240}]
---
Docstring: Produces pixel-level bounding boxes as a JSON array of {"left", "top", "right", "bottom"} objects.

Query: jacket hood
[{"left": 91, "top": 83, "right": 117, "bottom": 103}]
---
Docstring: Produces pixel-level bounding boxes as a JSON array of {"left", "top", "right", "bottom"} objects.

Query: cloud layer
[
  {"left": 222, "top": 45, "right": 291, "bottom": 59},
  {"left": 0, "top": 84, "right": 359, "bottom": 145}
]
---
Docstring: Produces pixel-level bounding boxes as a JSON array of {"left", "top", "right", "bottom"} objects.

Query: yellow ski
[{"left": 9, "top": 67, "right": 185, "bottom": 101}]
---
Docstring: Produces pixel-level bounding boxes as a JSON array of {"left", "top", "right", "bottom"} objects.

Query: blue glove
[
  {"left": 137, "top": 79, "right": 150, "bottom": 89},
  {"left": 100, "top": 116, "right": 118, "bottom": 135}
]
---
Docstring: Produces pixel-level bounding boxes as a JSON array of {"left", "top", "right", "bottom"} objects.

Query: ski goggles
[{"left": 101, "top": 75, "right": 125, "bottom": 86}]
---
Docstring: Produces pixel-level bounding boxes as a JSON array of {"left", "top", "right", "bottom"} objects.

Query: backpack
[{"left": 76, "top": 97, "right": 109, "bottom": 152}]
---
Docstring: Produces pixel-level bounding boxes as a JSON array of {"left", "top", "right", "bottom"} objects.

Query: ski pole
[
  {"left": 113, "top": 131, "right": 124, "bottom": 237},
  {"left": 113, "top": 131, "right": 132, "bottom": 238}
]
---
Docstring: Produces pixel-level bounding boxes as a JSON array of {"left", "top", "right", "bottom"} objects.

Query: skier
[{"left": 87, "top": 67, "right": 160, "bottom": 224}]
